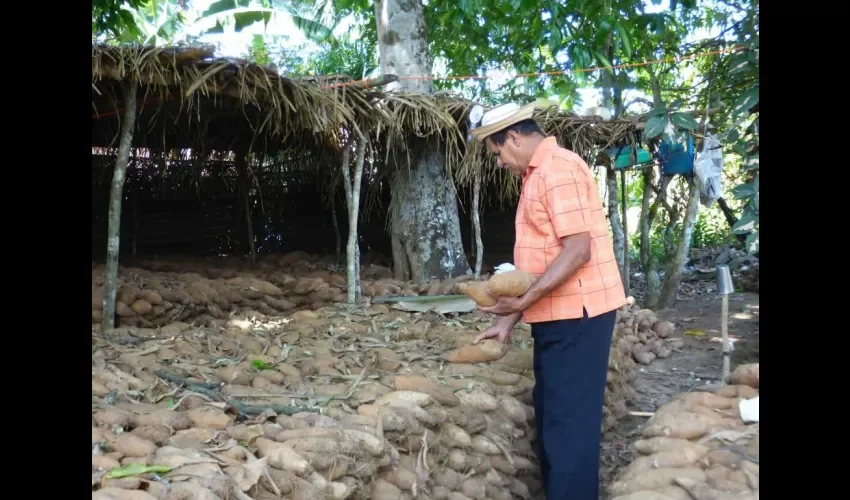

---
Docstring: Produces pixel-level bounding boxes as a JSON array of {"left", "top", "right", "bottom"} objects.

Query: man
[{"left": 468, "top": 102, "right": 627, "bottom": 500}]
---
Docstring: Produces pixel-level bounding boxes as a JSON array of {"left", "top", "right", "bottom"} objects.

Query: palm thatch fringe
[{"left": 92, "top": 43, "right": 646, "bottom": 204}]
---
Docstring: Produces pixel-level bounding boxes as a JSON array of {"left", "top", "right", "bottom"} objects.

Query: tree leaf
[
  {"left": 644, "top": 115, "right": 668, "bottom": 138},
  {"left": 234, "top": 11, "right": 270, "bottom": 31},
  {"left": 593, "top": 50, "right": 615, "bottom": 75},
  {"left": 734, "top": 87, "right": 759, "bottom": 116},
  {"left": 614, "top": 20, "right": 632, "bottom": 58},
  {"left": 105, "top": 463, "right": 172, "bottom": 479},
  {"left": 731, "top": 214, "right": 758, "bottom": 235},
  {"left": 671, "top": 112, "right": 698, "bottom": 130},
  {"left": 202, "top": 0, "right": 250, "bottom": 17},
  {"left": 291, "top": 15, "right": 333, "bottom": 42},
  {"left": 732, "top": 182, "right": 756, "bottom": 200},
  {"left": 741, "top": 153, "right": 759, "bottom": 171},
  {"left": 647, "top": 105, "right": 667, "bottom": 117},
  {"left": 745, "top": 231, "right": 759, "bottom": 254}
]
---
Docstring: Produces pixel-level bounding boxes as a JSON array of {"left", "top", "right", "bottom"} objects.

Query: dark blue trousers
[{"left": 532, "top": 308, "right": 616, "bottom": 500}]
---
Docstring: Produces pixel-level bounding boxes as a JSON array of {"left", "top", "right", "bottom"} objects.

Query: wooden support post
[
  {"left": 472, "top": 168, "right": 483, "bottom": 280},
  {"left": 620, "top": 169, "right": 630, "bottom": 295},
  {"left": 102, "top": 81, "right": 138, "bottom": 331},
  {"left": 342, "top": 137, "right": 366, "bottom": 303},
  {"left": 235, "top": 151, "right": 256, "bottom": 265},
  {"left": 330, "top": 190, "right": 341, "bottom": 267}
]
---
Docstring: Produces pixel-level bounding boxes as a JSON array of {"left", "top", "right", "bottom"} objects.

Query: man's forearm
[
  {"left": 495, "top": 311, "right": 523, "bottom": 330},
  {"left": 521, "top": 233, "right": 591, "bottom": 308}
]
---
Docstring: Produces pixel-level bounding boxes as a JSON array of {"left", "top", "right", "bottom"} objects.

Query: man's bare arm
[{"left": 520, "top": 232, "right": 592, "bottom": 309}]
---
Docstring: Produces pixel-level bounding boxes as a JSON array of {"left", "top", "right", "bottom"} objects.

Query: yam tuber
[
  {"left": 445, "top": 340, "right": 508, "bottom": 364},
  {"left": 458, "top": 270, "right": 536, "bottom": 307}
]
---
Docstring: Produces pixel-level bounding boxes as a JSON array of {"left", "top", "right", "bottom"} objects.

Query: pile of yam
[
  {"left": 607, "top": 363, "right": 760, "bottom": 500},
  {"left": 615, "top": 298, "right": 683, "bottom": 366},
  {"left": 92, "top": 304, "right": 543, "bottom": 499},
  {"left": 91, "top": 253, "right": 478, "bottom": 329}
]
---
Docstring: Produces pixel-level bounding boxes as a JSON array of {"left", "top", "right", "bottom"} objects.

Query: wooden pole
[
  {"left": 721, "top": 293, "right": 730, "bottom": 385},
  {"left": 102, "top": 81, "right": 138, "bottom": 331},
  {"left": 472, "top": 168, "right": 483, "bottom": 280},
  {"left": 341, "top": 137, "right": 366, "bottom": 303},
  {"left": 330, "top": 190, "right": 341, "bottom": 267},
  {"left": 620, "top": 169, "right": 630, "bottom": 295},
  {"left": 235, "top": 151, "right": 256, "bottom": 265}
]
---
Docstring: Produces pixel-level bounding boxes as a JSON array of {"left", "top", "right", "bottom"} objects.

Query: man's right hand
[{"left": 473, "top": 324, "right": 511, "bottom": 344}]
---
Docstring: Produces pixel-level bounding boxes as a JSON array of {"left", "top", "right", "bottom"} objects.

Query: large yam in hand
[
  {"left": 446, "top": 340, "right": 508, "bottom": 363},
  {"left": 458, "top": 281, "right": 497, "bottom": 307},
  {"left": 485, "top": 270, "right": 536, "bottom": 297}
]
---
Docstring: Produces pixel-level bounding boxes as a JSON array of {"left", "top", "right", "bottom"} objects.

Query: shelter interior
[{"left": 92, "top": 44, "right": 646, "bottom": 274}]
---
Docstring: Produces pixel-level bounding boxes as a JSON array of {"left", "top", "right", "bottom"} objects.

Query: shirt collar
[{"left": 524, "top": 136, "right": 558, "bottom": 179}]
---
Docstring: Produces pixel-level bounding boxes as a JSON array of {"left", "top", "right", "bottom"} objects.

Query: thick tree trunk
[
  {"left": 390, "top": 152, "right": 471, "bottom": 282},
  {"left": 235, "top": 152, "right": 256, "bottom": 264},
  {"left": 658, "top": 176, "right": 701, "bottom": 308},
  {"left": 342, "top": 140, "right": 366, "bottom": 303},
  {"left": 472, "top": 169, "right": 483, "bottom": 280},
  {"left": 375, "top": 0, "right": 471, "bottom": 282},
  {"left": 606, "top": 167, "right": 627, "bottom": 291},
  {"left": 102, "top": 81, "right": 138, "bottom": 331}
]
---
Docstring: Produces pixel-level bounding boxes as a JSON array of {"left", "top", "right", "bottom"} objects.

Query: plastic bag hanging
[{"left": 694, "top": 132, "right": 724, "bottom": 206}]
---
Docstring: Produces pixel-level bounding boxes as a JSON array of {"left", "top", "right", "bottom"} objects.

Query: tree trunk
[
  {"left": 390, "top": 151, "right": 471, "bottom": 282},
  {"left": 235, "top": 152, "right": 256, "bottom": 264},
  {"left": 472, "top": 169, "right": 483, "bottom": 280},
  {"left": 102, "top": 81, "right": 138, "bottom": 331},
  {"left": 342, "top": 140, "right": 366, "bottom": 303},
  {"left": 375, "top": 0, "right": 471, "bottom": 282},
  {"left": 606, "top": 167, "right": 627, "bottom": 291},
  {"left": 658, "top": 176, "right": 701, "bottom": 308},
  {"left": 639, "top": 168, "right": 670, "bottom": 309}
]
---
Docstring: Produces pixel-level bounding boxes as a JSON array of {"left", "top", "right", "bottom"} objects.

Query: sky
[{"left": 179, "top": 0, "right": 725, "bottom": 115}]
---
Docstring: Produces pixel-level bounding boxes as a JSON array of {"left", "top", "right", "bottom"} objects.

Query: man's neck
[{"left": 519, "top": 133, "right": 548, "bottom": 171}]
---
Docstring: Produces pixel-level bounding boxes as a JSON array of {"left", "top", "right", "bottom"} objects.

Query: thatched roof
[{"left": 91, "top": 43, "right": 644, "bottom": 202}]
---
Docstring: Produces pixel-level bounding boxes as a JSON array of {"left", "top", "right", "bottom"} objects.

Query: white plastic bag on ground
[
  {"left": 739, "top": 395, "right": 759, "bottom": 423},
  {"left": 694, "top": 132, "right": 724, "bottom": 206}
]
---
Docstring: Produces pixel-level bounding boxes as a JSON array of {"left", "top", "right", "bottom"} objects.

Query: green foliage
[
  {"left": 711, "top": 4, "right": 759, "bottom": 254},
  {"left": 93, "top": 0, "right": 187, "bottom": 45},
  {"left": 93, "top": 0, "right": 147, "bottom": 38},
  {"left": 198, "top": 0, "right": 337, "bottom": 43}
]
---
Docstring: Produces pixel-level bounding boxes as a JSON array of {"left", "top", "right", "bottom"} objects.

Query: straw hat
[{"left": 469, "top": 102, "right": 538, "bottom": 141}]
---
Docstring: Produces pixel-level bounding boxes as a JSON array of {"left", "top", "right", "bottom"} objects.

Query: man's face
[{"left": 486, "top": 132, "right": 524, "bottom": 177}]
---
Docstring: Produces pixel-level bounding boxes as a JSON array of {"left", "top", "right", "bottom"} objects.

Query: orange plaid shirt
[{"left": 514, "top": 136, "right": 627, "bottom": 323}]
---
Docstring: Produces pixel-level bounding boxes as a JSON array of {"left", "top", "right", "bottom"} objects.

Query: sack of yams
[{"left": 607, "top": 363, "right": 760, "bottom": 500}]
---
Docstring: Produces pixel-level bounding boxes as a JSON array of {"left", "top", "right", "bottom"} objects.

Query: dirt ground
[{"left": 598, "top": 281, "right": 760, "bottom": 498}]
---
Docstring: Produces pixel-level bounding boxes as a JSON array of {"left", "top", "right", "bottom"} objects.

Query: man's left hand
[{"left": 479, "top": 296, "right": 527, "bottom": 316}]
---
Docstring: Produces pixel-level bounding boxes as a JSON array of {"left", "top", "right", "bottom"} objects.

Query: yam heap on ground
[
  {"left": 91, "top": 255, "right": 684, "bottom": 499},
  {"left": 607, "top": 363, "right": 759, "bottom": 500}
]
